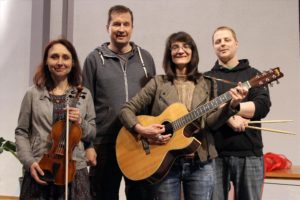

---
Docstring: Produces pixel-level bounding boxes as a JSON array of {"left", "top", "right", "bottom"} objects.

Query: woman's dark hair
[
  {"left": 163, "top": 31, "right": 201, "bottom": 82},
  {"left": 33, "top": 38, "right": 82, "bottom": 90}
]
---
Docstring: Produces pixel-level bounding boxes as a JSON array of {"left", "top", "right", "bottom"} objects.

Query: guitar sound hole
[{"left": 162, "top": 121, "right": 173, "bottom": 136}]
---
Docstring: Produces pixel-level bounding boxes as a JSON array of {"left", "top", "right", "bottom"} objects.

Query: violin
[{"left": 38, "top": 86, "right": 85, "bottom": 185}]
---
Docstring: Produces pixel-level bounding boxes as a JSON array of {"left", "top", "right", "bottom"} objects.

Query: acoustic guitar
[{"left": 116, "top": 67, "right": 283, "bottom": 184}]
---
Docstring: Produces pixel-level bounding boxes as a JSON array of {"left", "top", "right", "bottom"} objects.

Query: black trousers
[{"left": 90, "top": 144, "right": 156, "bottom": 200}]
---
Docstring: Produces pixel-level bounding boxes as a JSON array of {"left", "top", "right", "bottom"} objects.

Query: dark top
[
  {"left": 82, "top": 42, "right": 156, "bottom": 144},
  {"left": 204, "top": 59, "right": 271, "bottom": 157}
]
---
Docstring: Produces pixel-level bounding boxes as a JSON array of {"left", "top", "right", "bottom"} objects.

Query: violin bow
[{"left": 65, "top": 104, "right": 70, "bottom": 199}]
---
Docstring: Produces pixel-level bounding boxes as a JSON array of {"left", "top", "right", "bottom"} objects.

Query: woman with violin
[{"left": 15, "top": 38, "right": 96, "bottom": 199}]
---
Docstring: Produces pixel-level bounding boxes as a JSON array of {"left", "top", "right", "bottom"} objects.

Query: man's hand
[
  {"left": 227, "top": 115, "right": 249, "bottom": 132},
  {"left": 229, "top": 82, "right": 248, "bottom": 109}
]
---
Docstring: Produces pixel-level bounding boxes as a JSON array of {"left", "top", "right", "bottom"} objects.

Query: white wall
[
  {"left": 0, "top": 0, "right": 299, "bottom": 197},
  {"left": 0, "top": 0, "right": 31, "bottom": 195},
  {"left": 73, "top": 0, "right": 300, "bottom": 165}
]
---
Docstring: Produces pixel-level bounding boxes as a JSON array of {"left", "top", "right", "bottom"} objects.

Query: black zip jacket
[{"left": 204, "top": 59, "right": 271, "bottom": 157}]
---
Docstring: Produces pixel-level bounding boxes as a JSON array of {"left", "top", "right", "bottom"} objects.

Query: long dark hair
[
  {"left": 163, "top": 31, "right": 201, "bottom": 82},
  {"left": 33, "top": 38, "right": 82, "bottom": 90}
]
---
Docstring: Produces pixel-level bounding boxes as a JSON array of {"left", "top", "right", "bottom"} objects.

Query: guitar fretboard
[
  {"left": 171, "top": 92, "right": 231, "bottom": 130},
  {"left": 171, "top": 81, "right": 251, "bottom": 131}
]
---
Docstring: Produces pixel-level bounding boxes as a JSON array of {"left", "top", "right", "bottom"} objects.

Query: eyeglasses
[{"left": 170, "top": 43, "right": 191, "bottom": 52}]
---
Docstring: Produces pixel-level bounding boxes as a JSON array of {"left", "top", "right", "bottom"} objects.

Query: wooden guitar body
[
  {"left": 116, "top": 67, "right": 283, "bottom": 183},
  {"left": 116, "top": 103, "right": 201, "bottom": 183}
]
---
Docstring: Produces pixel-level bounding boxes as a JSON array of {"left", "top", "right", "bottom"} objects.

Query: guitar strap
[
  {"left": 203, "top": 75, "right": 220, "bottom": 100},
  {"left": 141, "top": 138, "right": 150, "bottom": 155},
  {"left": 204, "top": 75, "right": 238, "bottom": 86},
  {"left": 204, "top": 76, "right": 261, "bottom": 156},
  {"left": 202, "top": 75, "right": 239, "bottom": 160},
  {"left": 204, "top": 75, "right": 241, "bottom": 100}
]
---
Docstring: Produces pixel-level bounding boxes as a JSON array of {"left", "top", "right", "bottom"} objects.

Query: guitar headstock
[{"left": 248, "top": 67, "right": 284, "bottom": 89}]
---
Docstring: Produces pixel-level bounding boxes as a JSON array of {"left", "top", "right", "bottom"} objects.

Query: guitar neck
[{"left": 171, "top": 81, "right": 251, "bottom": 131}]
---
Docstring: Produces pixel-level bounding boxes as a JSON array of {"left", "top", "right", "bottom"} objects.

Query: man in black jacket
[{"left": 205, "top": 26, "right": 271, "bottom": 200}]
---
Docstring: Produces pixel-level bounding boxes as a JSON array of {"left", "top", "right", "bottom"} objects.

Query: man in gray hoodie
[{"left": 82, "top": 5, "right": 156, "bottom": 200}]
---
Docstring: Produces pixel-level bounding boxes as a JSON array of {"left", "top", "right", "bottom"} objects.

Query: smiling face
[
  {"left": 171, "top": 41, "right": 192, "bottom": 70},
  {"left": 213, "top": 29, "right": 238, "bottom": 65},
  {"left": 107, "top": 11, "right": 133, "bottom": 51},
  {"left": 47, "top": 43, "right": 73, "bottom": 82}
]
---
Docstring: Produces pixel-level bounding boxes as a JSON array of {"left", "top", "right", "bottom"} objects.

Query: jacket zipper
[{"left": 120, "top": 62, "right": 129, "bottom": 101}]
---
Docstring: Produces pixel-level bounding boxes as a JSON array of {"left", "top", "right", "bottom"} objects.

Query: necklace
[{"left": 50, "top": 84, "right": 70, "bottom": 96}]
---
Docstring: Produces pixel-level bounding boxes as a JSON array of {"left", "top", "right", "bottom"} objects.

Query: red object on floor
[{"left": 264, "top": 152, "right": 292, "bottom": 172}]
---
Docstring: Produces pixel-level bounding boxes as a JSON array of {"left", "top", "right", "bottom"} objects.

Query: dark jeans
[
  {"left": 90, "top": 144, "right": 156, "bottom": 200},
  {"left": 156, "top": 157, "right": 215, "bottom": 200},
  {"left": 212, "top": 156, "right": 264, "bottom": 200}
]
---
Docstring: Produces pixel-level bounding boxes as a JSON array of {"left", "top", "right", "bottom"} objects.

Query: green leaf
[
  {"left": 3, "top": 141, "right": 16, "bottom": 152},
  {"left": 0, "top": 138, "right": 18, "bottom": 160},
  {"left": 0, "top": 137, "right": 5, "bottom": 146}
]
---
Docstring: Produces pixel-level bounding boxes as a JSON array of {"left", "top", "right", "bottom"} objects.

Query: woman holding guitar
[
  {"left": 119, "top": 31, "right": 247, "bottom": 200},
  {"left": 15, "top": 38, "right": 96, "bottom": 199}
]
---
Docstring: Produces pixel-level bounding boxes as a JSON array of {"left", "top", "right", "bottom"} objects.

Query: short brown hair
[
  {"left": 107, "top": 5, "right": 133, "bottom": 26},
  {"left": 212, "top": 26, "right": 238, "bottom": 43}
]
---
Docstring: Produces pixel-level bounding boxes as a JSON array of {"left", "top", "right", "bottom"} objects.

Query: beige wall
[
  {"left": 0, "top": 0, "right": 299, "bottom": 197},
  {"left": 73, "top": 0, "right": 300, "bottom": 164}
]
